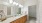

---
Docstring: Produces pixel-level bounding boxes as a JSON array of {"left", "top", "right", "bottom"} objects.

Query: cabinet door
[
  {"left": 19, "top": 17, "right": 23, "bottom": 23},
  {"left": 22, "top": 15, "right": 27, "bottom": 23},
  {"left": 15, "top": 19, "right": 20, "bottom": 23},
  {"left": 24, "top": 16, "right": 27, "bottom": 22},
  {"left": 22, "top": 16, "right": 26, "bottom": 23},
  {"left": 10, "top": 20, "right": 17, "bottom": 23},
  {"left": 10, "top": 21, "right": 14, "bottom": 23}
]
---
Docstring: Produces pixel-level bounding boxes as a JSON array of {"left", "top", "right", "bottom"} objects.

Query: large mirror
[
  {"left": 16, "top": 7, "right": 21, "bottom": 15},
  {"left": 11, "top": 6, "right": 21, "bottom": 16},
  {"left": 7, "top": 6, "right": 21, "bottom": 16},
  {"left": 7, "top": 7, "right": 11, "bottom": 15}
]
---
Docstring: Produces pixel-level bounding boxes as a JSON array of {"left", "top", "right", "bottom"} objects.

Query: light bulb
[{"left": 13, "top": 2, "right": 16, "bottom": 5}]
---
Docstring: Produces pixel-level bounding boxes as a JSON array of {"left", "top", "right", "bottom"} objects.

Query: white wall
[
  {"left": 0, "top": 5, "right": 7, "bottom": 16},
  {"left": 20, "top": 0, "right": 37, "bottom": 20},
  {"left": 36, "top": 0, "right": 42, "bottom": 23},
  {"left": 22, "top": 0, "right": 37, "bottom": 18},
  {"left": 21, "top": 7, "right": 28, "bottom": 15}
]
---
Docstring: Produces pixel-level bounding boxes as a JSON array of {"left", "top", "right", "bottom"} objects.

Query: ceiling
[{"left": 0, "top": 0, "right": 37, "bottom": 6}]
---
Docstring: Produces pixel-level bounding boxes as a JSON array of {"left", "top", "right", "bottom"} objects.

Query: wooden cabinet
[{"left": 10, "top": 15, "right": 27, "bottom": 23}]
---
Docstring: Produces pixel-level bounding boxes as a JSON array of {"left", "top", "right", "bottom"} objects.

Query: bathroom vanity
[
  {"left": 0, "top": 15, "right": 27, "bottom": 23},
  {"left": 10, "top": 15, "right": 27, "bottom": 23},
  {"left": 0, "top": 2, "right": 28, "bottom": 23}
]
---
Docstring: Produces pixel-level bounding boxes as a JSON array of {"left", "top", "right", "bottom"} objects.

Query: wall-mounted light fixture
[
  {"left": 3, "top": 1, "right": 23, "bottom": 8},
  {"left": 13, "top": 2, "right": 23, "bottom": 7}
]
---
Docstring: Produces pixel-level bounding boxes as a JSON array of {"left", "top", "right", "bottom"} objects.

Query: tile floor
[{"left": 26, "top": 17, "right": 36, "bottom": 23}]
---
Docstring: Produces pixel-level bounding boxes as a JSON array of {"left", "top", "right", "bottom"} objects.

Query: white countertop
[{"left": 0, "top": 15, "right": 26, "bottom": 23}]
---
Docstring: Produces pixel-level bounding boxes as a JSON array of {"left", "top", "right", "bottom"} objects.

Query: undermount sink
[{"left": 14, "top": 14, "right": 22, "bottom": 17}]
